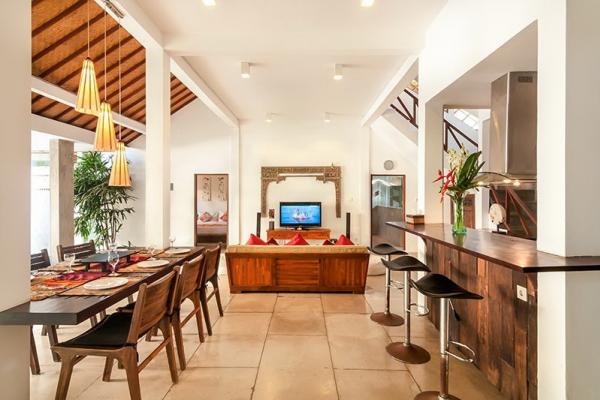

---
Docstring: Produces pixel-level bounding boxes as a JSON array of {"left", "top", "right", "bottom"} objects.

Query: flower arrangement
[{"left": 435, "top": 145, "right": 484, "bottom": 235}]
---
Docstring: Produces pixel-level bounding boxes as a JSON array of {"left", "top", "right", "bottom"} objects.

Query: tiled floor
[{"left": 31, "top": 257, "right": 507, "bottom": 399}]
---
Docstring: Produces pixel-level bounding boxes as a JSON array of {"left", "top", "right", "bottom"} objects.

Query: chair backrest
[
  {"left": 202, "top": 246, "right": 221, "bottom": 284},
  {"left": 174, "top": 254, "right": 205, "bottom": 308},
  {"left": 30, "top": 249, "right": 51, "bottom": 271},
  {"left": 127, "top": 268, "right": 180, "bottom": 344},
  {"left": 56, "top": 240, "right": 96, "bottom": 262}
]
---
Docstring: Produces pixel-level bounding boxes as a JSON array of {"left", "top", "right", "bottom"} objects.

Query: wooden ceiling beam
[
  {"left": 170, "top": 87, "right": 194, "bottom": 106},
  {"left": 33, "top": 11, "right": 104, "bottom": 63},
  {"left": 32, "top": 0, "right": 87, "bottom": 38},
  {"left": 171, "top": 92, "right": 197, "bottom": 113}
]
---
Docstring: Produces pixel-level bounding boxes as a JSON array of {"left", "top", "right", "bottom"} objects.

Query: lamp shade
[
  {"left": 109, "top": 141, "right": 131, "bottom": 187},
  {"left": 75, "top": 58, "right": 101, "bottom": 115},
  {"left": 94, "top": 102, "right": 117, "bottom": 151}
]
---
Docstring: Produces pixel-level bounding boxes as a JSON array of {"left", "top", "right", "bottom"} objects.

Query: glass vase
[{"left": 452, "top": 195, "right": 467, "bottom": 236}]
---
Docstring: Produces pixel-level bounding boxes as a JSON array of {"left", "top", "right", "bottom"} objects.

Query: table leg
[{"left": 47, "top": 325, "right": 60, "bottom": 362}]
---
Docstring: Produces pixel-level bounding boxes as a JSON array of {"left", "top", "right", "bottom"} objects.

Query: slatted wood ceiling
[{"left": 31, "top": 0, "right": 197, "bottom": 145}]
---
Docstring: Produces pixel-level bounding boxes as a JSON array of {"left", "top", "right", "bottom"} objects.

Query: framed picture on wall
[
  {"left": 215, "top": 176, "right": 227, "bottom": 201},
  {"left": 200, "top": 176, "right": 211, "bottom": 201}
]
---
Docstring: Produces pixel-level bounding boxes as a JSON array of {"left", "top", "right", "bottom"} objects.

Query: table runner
[
  {"left": 31, "top": 271, "right": 106, "bottom": 301},
  {"left": 58, "top": 274, "right": 147, "bottom": 297}
]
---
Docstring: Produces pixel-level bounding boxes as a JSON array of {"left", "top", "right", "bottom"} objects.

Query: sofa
[{"left": 225, "top": 245, "right": 370, "bottom": 294}]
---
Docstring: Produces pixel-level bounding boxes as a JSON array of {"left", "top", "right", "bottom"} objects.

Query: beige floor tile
[
  {"left": 211, "top": 312, "right": 272, "bottom": 336},
  {"left": 164, "top": 367, "right": 256, "bottom": 400},
  {"left": 277, "top": 292, "right": 321, "bottom": 298},
  {"left": 187, "top": 334, "right": 265, "bottom": 368},
  {"left": 321, "top": 294, "right": 373, "bottom": 313},
  {"left": 260, "top": 335, "right": 332, "bottom": 370},
  {"left": 274, "top": 297, "right": 323, "bottom": 313},
  {"left": 252, "top": 369, "right": 338, "bottom": 400},
  {"left": 30, "top": 358, "right": 101, "bottom": 400},
  {"left": 383, "top": 314, "right": 438, "bottom": 338},
  {"left": 269, "top": 312, "right": 326, "bottom": 335},
  {"left": 335, "top": 369, "right": 420, "bottom": 400},
  {"left": 328, "top": 335, "right": 406, "bottom": 370},
  {"left": 226, "top": 293, "right": 277, "bottom": 313},
  {"left": 325, "top": 313, "right": 388, "bottom": 339}
]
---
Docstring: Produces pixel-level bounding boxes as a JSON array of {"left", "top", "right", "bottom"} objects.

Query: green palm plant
[{"left": 74, "top": 151, "right": 135, "bottom": 249}]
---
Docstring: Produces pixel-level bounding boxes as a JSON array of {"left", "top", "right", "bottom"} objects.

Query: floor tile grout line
[
  {"left": 321, "top": 294, "right": 341, "bottom": 400},
  {"left": 249, "top": 299, "right": 275, "bottom": 400}
]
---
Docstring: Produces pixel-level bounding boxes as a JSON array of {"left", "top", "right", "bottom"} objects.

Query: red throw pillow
[
  {"left": 322, "top": 239, "right": 334, "bottom": 246},
  {"left": 199, "top": 211, "right": 212, "bottom": 223},
  {"left": 246, "top": 234, "right": 266, "bottom": 245},
  {"left": 287, "top": 233, "right": 309, "bottom": 245},
  {"left": 335, "top": 234, "right": 354, "bottom": 245},
  {"left": 267, "top": 238, "right": 279, "bottom": 245}
]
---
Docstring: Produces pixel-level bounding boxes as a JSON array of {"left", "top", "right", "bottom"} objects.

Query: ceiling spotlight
[
  {"left": 241, "top": 62, "right": 251, "bottom": 79},
  {"left": 202, "top": 0, "right": 216, "bottom": 6},
  {"left": 513, "top": 180, "right": 521, "bottom": 187},
  {"left": 265, "top": 113, "right": 273, "bottom": 123},
  {"left": 361, "top": 0, "right": 375, "bottom": 7},
  {"left": 333, "top": 64, "right": 343, "bottom": 80},
  {"left": 324, "top": 113, "right": 331, "bottom": 123}
]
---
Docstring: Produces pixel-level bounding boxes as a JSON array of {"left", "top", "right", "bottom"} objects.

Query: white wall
[
  {"left": 239, "top": 118, "right": 364, "bottom": 244},
  {"left": 170, "top": 99, "right": 235, "bottom": 246}
]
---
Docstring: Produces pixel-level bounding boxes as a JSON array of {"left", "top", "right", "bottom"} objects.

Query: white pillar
[
  {"left": 0, "top": 1, "right": 30, "bottom": 397},
  {"left": 537, "top": 1, "right": 600, "bottom": 399},
  {"left": 475, "top": 116, "right": 490, "bottom": 230},
  {"left": 359, "top": 125, "right": 371, "bottom": 245},
  {"left": 49, "top": 139, "right": 74, "bottom": 262},
  {"left": 417, "top": 101, "right": 444, "bottom": 223},
  {"left": 145, "top": 46, "right": 171, "bottom": 248},
  {"left": 229, "top": 126, "right": 241, "bottom": 244}
]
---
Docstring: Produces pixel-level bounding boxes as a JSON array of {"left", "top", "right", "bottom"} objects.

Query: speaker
[
  {"left": 256, "top": 212, "right": 262, "bottom": 237},
  {"left": 268, "top": 221, "right": 275, "bottom": 231},
  {"left": 345, "top": 212, "right": 351, "bottom": 238}
]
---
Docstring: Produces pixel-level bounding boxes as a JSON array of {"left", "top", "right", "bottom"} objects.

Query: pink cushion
[
  {"left": 267, "top": 238, "right": 279, "bottom": 245},
  {"left": 287, "top": 233, "right": 309, "bottom": 245},
  {"left": 220, "top": 211, "right": 228, "bottom": 222},
  {"left": 199, "top": 211, "right": 212, "bottom": 223},
  {"left": 335, "top": 234, "right": 354, "bottom": 245},
  {"left": 246, "top": 234, "right": 266, "bottom": 245}
]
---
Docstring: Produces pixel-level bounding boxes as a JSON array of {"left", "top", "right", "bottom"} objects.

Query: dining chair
[
  {"left": 52, "top": 269, "right": 180, "bottom": 400},
  {"left": 30, "top": 249, "right": 53, "bottom": 371},
  {"left": 56, "top": 240, "right": 96, "bottom": 263},
  {"left": 199, "top": 246, "right": 224, "bottom": 336}
]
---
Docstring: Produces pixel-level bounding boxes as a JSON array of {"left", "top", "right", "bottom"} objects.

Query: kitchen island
[{"left": 387, "top": 222, "right": 600, "bottom": 400}]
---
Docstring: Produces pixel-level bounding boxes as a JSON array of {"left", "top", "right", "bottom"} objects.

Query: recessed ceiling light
[
  {"left": 241, "top": 62, "right": 251, "bottom": 79},
  {"left": 324, "top": 113, "right": 331, "bottom": 123},
  {"left": 202, "top": 0, "right": 216, "bottom": 7},
  {"left": 265, "top": 113, "right": 273, "bottom": 123},
  {"left": 333, "top": 64, "right": 343, "bottom": 80},
  {"left": 361, "top": 0, "right": 374, "bottom": 7}
]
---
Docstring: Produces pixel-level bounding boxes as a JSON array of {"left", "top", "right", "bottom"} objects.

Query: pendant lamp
[
  {"left": 94, "top": 3, "right": 117, "bottom": 152},
  {"left": 75, "top": 0, "right": 101, "bottom": 115},
  {"left": 109, "top": 20, "right": 131, "bottom": 187}
]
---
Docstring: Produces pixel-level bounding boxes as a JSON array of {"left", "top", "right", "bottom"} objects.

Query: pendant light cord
[
  {"left": 86, "top": 0, "right": 90, "bottom": 57},
  {"left": 104, "top": 3, "right": 107, "bottom": 101},
  {"left": 118, "top": 18, "right": 122, "bottom": 141}
]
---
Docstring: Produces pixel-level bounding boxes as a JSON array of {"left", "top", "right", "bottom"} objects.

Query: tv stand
[{"left": 267, "top": 228, "right": 331, "bottom": 242}]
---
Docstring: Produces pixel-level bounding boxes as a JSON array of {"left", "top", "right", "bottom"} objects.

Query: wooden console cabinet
[{"left": 267, "top": 228, "right": 331, "bottom": 241}]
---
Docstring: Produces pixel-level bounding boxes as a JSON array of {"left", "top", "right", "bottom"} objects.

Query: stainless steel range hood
[{"left": 489, "top": 72, "right": 537, "bottom": 182}]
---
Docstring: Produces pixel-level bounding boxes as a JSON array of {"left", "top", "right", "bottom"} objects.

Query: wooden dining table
[{"left": 0, "top": 246, "right": 204, "bottom": 361}]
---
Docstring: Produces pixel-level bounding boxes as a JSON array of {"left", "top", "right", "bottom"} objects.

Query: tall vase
[{"left": 452, "top": 194, "right": 467, "bottom": 235}]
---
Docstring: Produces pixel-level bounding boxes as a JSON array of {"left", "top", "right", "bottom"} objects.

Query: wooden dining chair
[
  {"left": 56, "top": 240, "right": 96, "bottom": 262},
  {"left": 171, "top": 254, "right": 206, "bottom": 369},
  {"left": 30, "top": 249, "right": 53, "bottom": 371},
  {"left": 52, "top": 269, "right": 180, "bottom": 400},
  {"left": 199, "top": 246, "right": 224, "bottom": 336}
]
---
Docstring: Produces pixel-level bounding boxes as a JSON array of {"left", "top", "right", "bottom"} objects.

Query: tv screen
[{"left": 280, "top": 202, "right": 322, "bottom": 227}]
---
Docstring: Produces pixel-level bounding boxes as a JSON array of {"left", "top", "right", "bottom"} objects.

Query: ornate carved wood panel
[{"left": 260, "top": 166, "right": 342, "bottom": 217}]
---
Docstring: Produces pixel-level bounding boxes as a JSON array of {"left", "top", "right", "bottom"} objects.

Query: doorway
[
  {"left": 194, "top": 174, "right": 229, "bottom": 247},
  {"left": 370, "top": 174, "right": 405, "bottom": 249}
]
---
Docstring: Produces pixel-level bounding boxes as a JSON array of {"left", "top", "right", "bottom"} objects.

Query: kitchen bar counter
[{"left": 387, "top": 221, "right": 600, "bottom": 272}]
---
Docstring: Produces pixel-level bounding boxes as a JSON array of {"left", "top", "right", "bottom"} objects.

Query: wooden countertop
[{"left": 387, "top": 221, "right": 600, "bottom": 273}]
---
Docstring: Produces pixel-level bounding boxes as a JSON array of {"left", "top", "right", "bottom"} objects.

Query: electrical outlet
[{"left": 516, "top": 285, "right": 527, "bottom": 302}]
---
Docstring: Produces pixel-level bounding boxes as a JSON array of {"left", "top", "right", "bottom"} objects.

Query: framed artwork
[
  {"left": 200, "top": 176, "right": 211, "bottom": 201},
  {"left": 215, "top": 176, "right": 227, "bottom": 201}
]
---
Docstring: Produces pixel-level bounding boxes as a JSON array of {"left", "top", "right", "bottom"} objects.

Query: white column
[
  {"left": 475, "top": 115, "right": 490, "bottom": 230},
  {"left": 417, "top": 101, "right": 444, "bottom": 223},
  {"left": 358, "top": 125, "right": 371, "bottom": 245},
  {"left": 537, "top": 1, "right": 600, "bottom": 399},
  {"left": 0, "top": 1, "right": 30, "bottom": 397},
  {"left": 49, "top": 139, "right": 74, "bottom": 262},
  {"left": 229, "top": 126, "right": 241, "bottom": 244},
  {"left": 145, "top": 46, "right": 171, "bottom": 248}
]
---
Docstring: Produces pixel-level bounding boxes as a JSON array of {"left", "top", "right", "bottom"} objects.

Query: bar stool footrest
[
  {"left": 447, "top": 340, "right": 476, "bottom": 363},
  {"left": 407, "top": 302, "right": 429, "bottom": 317}
]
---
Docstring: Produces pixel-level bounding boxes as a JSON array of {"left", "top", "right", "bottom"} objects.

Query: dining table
[{"left": 0, "top": 246, "right": 205, "bottom": 362}]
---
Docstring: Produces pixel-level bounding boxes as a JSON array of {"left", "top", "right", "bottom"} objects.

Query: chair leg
[
  {"left": 47, "top": 325, "right": 61, "bottom": 362},
  {"left": 159, "top": 320, "right": 179, "bottom": 383},
  {"left": 30, "top": 327, "right": 41, "bottom": 375},
  {"left": 200, "top": 289, "right": 212, "bottom": 336},
  {"left": 121, "top": 349, "right": 142, "bottom": 400},
  {"left": 192, "top": 294, "right": 205, "bottom": 343},
  {"left": 102, "top": 357, "right": 114, "bottom": 382},
  {"left": 54, "top": 353, "right": 76, "bottom": 400},
  {"left": 171, "top": 312, "right": 187, "bottom": 370},
  {"left": 211, "top": 276, "right": 224, "bottom": 317}
]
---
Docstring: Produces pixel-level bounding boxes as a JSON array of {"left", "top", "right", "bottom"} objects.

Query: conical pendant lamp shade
[
  {"left": 94, "top": 102, "right": 117, "bottom": 151},
  {"left": 75, "top": 58, "right": 101, "bottom": 115},
  {"left": 109, "top": 141, "right": 131, "bottom": 187}
]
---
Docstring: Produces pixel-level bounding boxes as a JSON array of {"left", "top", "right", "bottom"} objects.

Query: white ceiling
[{"left": 137, "top": 0, "right": 447, "bottom": 121}]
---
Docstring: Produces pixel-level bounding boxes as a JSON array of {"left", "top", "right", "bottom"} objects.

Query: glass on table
[
  {"left": 169, "top": 236, "right": 176, "bottom": 249},
  {"left": 64, "top": 253, "right": 76, "bottom": 273},
  {"left": 107, "top": 248, "right": 120, "bottom": 277},
  {"left": 146, "top": 245, "right": 158, "bottom": 260}
]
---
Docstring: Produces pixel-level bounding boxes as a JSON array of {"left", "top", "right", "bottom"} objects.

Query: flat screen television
[{"left": 279, "top": 202, "right": 322, "bottom": 228}]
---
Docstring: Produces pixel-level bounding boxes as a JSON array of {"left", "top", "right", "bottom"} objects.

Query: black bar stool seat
[
  {"left": 368, "top": 243, "right": 407, "bottom": 256},
  {"left": 412, "top": 273, "right": 482, "bottom": 300},
  {"left": 382, "top": 257, "right": 429, "bottom": 272},
  {"left": 368, "top": 243, "right": 407, "bottom": 326}
]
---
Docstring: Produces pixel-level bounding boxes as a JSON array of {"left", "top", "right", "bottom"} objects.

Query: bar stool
[
  {"left": 412, "top": 273, "right": 483, "bottom": 400},
  {"left": 368, "top": 243, "right": 407, "bottom": 326},
  {"left": 382, "top": 257, "right": 431, "bottom": 364}
]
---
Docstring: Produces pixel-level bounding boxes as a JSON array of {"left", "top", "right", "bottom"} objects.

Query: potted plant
[
  {"left": 435, "top": 146, "right": 484, "bottom": 235},
  {"left": 74, "top": 151, "right": 135, "bottom": 249}
]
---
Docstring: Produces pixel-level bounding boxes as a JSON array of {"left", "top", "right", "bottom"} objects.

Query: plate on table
[
  {"left": 83, "top": 277, "right": 129, "bottom": 290},
  {"left": 137, "top": 259, "right": 170, "bottom": 268},
  {"left": 165, "top": 248, "right": 190, "bottom": 255}
]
